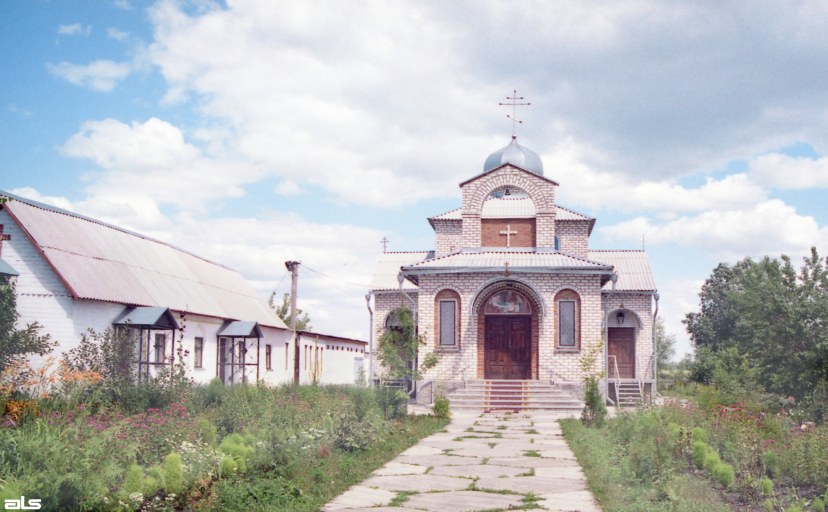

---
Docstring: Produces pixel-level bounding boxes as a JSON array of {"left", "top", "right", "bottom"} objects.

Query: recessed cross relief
[{"left": 499, "top": 224, "right": 518, "bottom": 247}]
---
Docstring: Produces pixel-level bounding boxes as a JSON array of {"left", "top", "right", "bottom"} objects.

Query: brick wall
[
  {"left": 432, "top": 219, "right": 462, "bottom": 257},
  {"left": 556, "top": 220, "right": 590, "bottom": 258},
  {"left": 481, "top": 218, "right": 536, "bottom": 247}
]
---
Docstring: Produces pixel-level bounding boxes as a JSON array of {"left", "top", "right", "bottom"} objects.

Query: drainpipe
[
  {"left": 604, "top": 273, "right": 619, "bottom": 405},
  {"left": 365, "top": 292, "right": 374, "bottom": 386},
  {"left": 652, "top": 292, "right": 660, "bottom": 396}
]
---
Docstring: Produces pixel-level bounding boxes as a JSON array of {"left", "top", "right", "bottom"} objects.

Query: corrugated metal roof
[
  {"left": 590, "top": 250, "right": 657, "bottom": 291},
  {"left": 218, "top": 321, "right": 262, "bottom": 338},
  {"left": 403, "top": 251, "right": 613, "bottom": 272},
  {"left": 429, "top": 200, "right": 593, "bottom": 222},
  {"left": 3, "top": 193, "right": 287, "bottom": 328},
  {"left": 114, "top": 307, "right": 179, "bottom": 329},
  {"left": 370, "top": 251, "right": 429, "bottom": 291}
]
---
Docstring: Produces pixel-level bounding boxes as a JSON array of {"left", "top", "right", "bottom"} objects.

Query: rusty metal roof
[
  {"left": 3, "top": 192, "right": 287, "bottom": 329},
  {"left": 590, "top": 250, "right": 657, "bottom": 292},
  {"left": 370, "top": 251, "right": 430, "bottom": 291}
]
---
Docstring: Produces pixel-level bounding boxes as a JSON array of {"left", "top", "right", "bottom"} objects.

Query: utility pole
[{"left": 285, "top": 260, "right": 301, "bottom": 384}]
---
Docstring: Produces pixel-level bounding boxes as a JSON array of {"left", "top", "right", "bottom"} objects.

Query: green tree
[
  {"left": 0, "top": 275, "right": 55, "bottom": 375},
  {"left": 685, "top": 248, "right": 828, "bottom": 419},
  {"left": 268, "top": 292, "right": 312, "bottom": 331},
  {"left": 655, "top": 318, "right": 676, "bottom": 373}
]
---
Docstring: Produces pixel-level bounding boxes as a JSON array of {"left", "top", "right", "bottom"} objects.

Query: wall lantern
[{"left": 616, "top": 311, "right": 626, "bottom": 325}]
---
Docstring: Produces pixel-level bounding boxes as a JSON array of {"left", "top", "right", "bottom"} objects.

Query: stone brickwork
[
  {"left": 432, "top": 219, "right": 462, "bottom": 257},
  {"left": 556, "top": 220, "right": 591, "bottom": 258},
  {"left": 411, "top": 273, "right": 607, "bottom": 384},
  {"left": 605, "top": 292, "right": 656, "bottom": 380},
  {"left": 460, "top": 166, "right": 557, "bottom": 249}
]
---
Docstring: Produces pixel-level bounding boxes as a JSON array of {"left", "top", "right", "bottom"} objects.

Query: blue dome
[{"left": 483, "top": 136, "right": 543, "bottom": 175}]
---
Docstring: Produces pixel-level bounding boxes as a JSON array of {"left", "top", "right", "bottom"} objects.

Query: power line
[{"left": 302, "top": 264, "right": 372, "bottom": 289}]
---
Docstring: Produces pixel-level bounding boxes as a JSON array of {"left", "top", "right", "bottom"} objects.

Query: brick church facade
[{"left": 370, "top": 136, "right": 658, "bottom": 402}]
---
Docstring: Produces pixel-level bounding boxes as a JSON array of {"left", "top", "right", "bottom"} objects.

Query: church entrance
[
  {"left": 479, "top": 288, "right": 536, "bottom": 380},
  {"left": 608, "top": 327, "right": 635, "bottom": 379},
  {"left": 484, "top": 316, "right": 531, "bottom": 379}
]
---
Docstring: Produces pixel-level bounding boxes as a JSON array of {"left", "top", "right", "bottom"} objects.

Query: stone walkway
[{"left": 322, "top": 411, "right": 602, "bottom": 512}]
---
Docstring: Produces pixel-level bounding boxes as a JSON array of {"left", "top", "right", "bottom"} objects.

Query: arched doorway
[{"left": 479, "top": 288, "right": 536, "bottom": 379}]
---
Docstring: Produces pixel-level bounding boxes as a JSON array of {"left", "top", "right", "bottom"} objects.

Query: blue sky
[{"left": 3, "top": 0, "right": 828, "bottom": 358}]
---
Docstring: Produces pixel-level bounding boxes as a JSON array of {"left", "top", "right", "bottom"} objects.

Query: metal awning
[
  {"left": 217, "top": 321, "right": 262, "bottom": 338},
  {"left": 113, "top": 306, "right": 179, "bottom": 329},
  {"left": 0, "top": 259, "right": 19, "bottom": 277}
]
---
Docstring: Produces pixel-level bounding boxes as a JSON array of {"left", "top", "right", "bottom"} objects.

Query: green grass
[{"left": 561, "top": 418, "right": 730, "bottom": 512}]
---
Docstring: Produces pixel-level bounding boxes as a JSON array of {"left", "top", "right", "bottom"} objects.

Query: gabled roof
[
  {"left": 114, "top": 307, "right": 179, "bottom": 329},
  {"left": 218, "top": 320, "right": 263, "bottom": 338},
  {"left": 428, "top": 199, "right": 595, "bottom": 233},
  {"left": 1, "top": 191, "right": 287, "bottom": 329},
  {"left": 370, "top": 251, "right": 430, "bottom": 291},
  {"left": 401, "top": 251, "right": 613, "bottom": 285},
  {"left": 0, "top": 258, "right": 18, "bottom": 277},
  {"left": 589, "top": 250, "right": 657, "bottom": 292},
  {"left": 459, "top": 163, "right": 559, "bottom": 187}
]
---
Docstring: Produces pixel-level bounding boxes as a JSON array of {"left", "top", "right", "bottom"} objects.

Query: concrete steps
[
  {"left": 446, "top": 380, "right": 583, "bottom": 412},
  {"left": 615, "top": 381, "right": 644, "bottom": 406}
]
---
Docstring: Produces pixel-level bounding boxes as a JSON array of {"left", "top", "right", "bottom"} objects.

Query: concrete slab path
[{"left": 322, "top": 411, "right": 601, "bottom": 512}]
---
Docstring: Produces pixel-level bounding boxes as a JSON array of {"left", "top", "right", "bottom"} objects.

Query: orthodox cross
[
  {"left": 499, "top": 89, "right": 531, "bottom": 137},
  {"left": 499, "top": 224, "right": 518, "bottom": 247},
  {"left": 0, "top": 225, "right": 9, "bottom": 258},
  {"left": 380, "top": 236, "right": 390, "bottom": 253}
]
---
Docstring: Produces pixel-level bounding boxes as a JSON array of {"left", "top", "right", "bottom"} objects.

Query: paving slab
[
  {"left": 321, "top": 485, "right": 395, "bottom": 511},
  {"left": 404, "top": 490, "right": 525, "bottom": 511},
  {"left": 359, "top": 473, "right": 471, "bottom": 492},
  {"left": 323, "top": 411, "right": 601, "bottom": 511}
]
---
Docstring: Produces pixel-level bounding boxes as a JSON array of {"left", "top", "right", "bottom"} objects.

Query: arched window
[
  {"left": 554, "top": 289, "right": 580, "bottom": 350},
  {"left": 384, "top": 308, "right": 411, "bottom": 331},
  {"left": 554, "top": 235, "right": 561, "bottom": 252},
  {"left": 435, "top": 289, "right": 461, "bottom": 348}
]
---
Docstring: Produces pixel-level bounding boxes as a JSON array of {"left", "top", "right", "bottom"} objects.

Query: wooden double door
[
  {"left": 608, "top": 327, "right": 635, "bottom": 379},
  {"left": 484, "top": 316, "right": 532, "bottom": 379}
]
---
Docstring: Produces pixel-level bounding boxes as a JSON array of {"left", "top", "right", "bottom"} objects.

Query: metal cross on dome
[{"left": 499, "top": 89, "right": 531, "bottom": 137}]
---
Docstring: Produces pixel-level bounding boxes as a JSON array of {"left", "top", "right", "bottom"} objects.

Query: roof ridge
[
  {"left": 382, "top": 250, "right": 430, "bottom": 254},
  {"left": 1, "top": 189, "right": 235, "bottom": 271},
  {"left": 590, "top": 249, "right": 647, "bottom": 253},
  {"left": 555, "top": 204, "right": 594, "bottom": 219}
]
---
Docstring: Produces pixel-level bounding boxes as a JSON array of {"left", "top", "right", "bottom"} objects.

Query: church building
[{"left": 370, "top": 135, "right": 658, "bottom": 405}]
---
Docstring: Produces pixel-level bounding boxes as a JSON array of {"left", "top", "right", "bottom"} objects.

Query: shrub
[
  {"left": 762, "top": 450, "right": 779, "bottom": 478},
  {"left": 218, "top": 433, "right": 256, "bottom": 473},
  {"left": 703, "top": 450, "right": 720, "bottom": 472},
  {"left": 759, "top": 476, "right": 773, "bottom": 497},
  {"left": 204, "top": 378, "right": 226, "bottom": 406},
  {"left": 763, "top": 499, "right": 773, "bottom": 512},
  {"left": 334, "top": 409, "right": 378, "bottom": 452},
  {"left": 712, "top": 462, "right": 735, "bottom": 489},
  {"left": 432, "top": 395, "right": 450, "bottom": 419},
  {"left": 692, "top": 440, "right": 709, "bottom": 468},
  {"left": 813, "top": 497, "right": 825, "bottom": 512},
  {"left": 162, "top": 453, "right": 184, "bottom": 493},
  {"left": 219, "top": 456, "right": 238, "bottom": 477},
  {"left": 121, "top": 464, "right": 144, "bottom": 496},
  {"left": 581, "top": 375, "right": 607, "bottom": 427},
  {"left": 691, "top": 426, "right": 708, "bottom": 443}
]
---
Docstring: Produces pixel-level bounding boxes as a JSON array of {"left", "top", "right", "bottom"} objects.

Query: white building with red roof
[
  {"left": 0, "top": 191, "right": 366, "bottom": 387},
  {"left": 370, "top": 136, "right": 658, "bottom": 406}
]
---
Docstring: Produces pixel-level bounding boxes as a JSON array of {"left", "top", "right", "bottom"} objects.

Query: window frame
[
  {"left": 154, "top": 333, "right": 166, "bottom": 364},
  {"left": 438, "top": 298, "right": 458, "bottom": 347},
  {"left": 554, "top": 289, "right": 581, "bottom": 351},
  {"left": 265, "top": 344, "right": 272, "bottom": 370},
  {"left": 434, "top": 289, "right": 461, "bottom": 351},
  {"left": 194, "top": 337, "right": 204, "bottom": 369}
]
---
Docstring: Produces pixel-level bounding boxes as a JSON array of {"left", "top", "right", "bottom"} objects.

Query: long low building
[{"left": 0, "top": 191, "right": 367, "bottom": 386}]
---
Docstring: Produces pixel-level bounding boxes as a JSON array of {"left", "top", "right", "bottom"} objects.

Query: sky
[{"left": 2, "top": 0, "right": 828, "bottom": 360}]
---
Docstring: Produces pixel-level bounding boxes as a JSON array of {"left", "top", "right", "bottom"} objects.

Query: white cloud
[
  {"left": 749, "top": 152, "right": 828, "bottom": 189},
  {"left": 61, "top": 117, "right": 264, "bottom": 213},
  {"left": 57, "top": 23, "right": 91, "bottom": 36},
  {"left": 275, "top": 180, "right": 303, "bottom": 196},
  {"left": 8, "top": 187, "right": 74, "bottom": 211},
  {"left": 600, "top": 199, "right": 823, "bottom": 258},
  {"left": 107, "top": 28, "right": 129, "bottom": 41},
  {"left": 549, "top": 137, "right": 766, "bottom": 213},
  {"left": 658, "top": 277, "right": 706, "bottom": 360},
  {"left": 113, "top": 0, "right": 132, "bottom": 10},
  {"left": 47, "top": 60, "right": 132, "bottom": 92}
]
